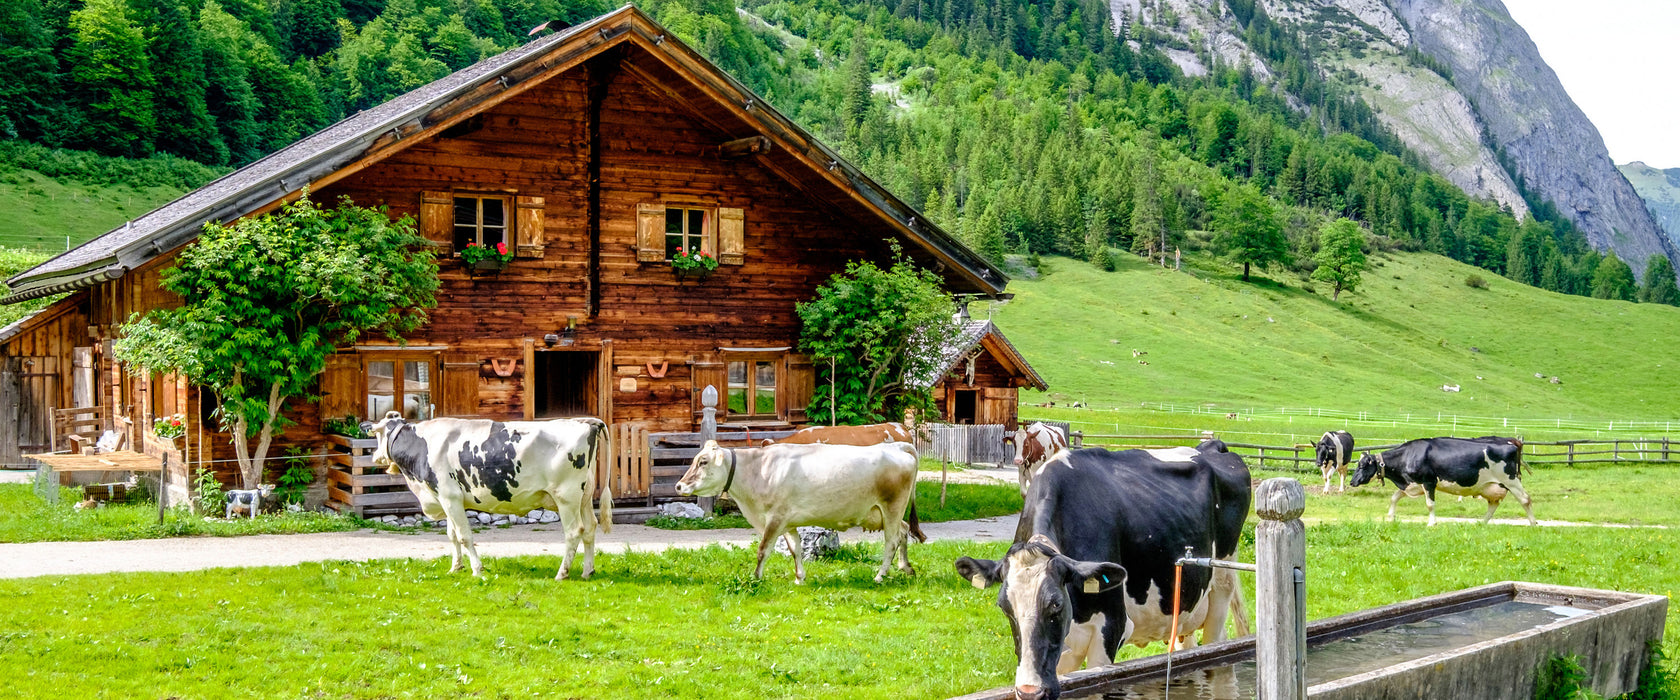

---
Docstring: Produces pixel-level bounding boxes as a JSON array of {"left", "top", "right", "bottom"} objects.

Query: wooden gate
[
  {"left": 15, "top": 356, "right": 58, "bottom": 458},
  {"left": 603, "top": 422, "right": 651, "bottom": 499}
]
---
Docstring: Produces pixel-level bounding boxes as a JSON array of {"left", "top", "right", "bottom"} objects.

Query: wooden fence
[{"left": 1077, "top": 433, "right": 1680, "bottom": 471}]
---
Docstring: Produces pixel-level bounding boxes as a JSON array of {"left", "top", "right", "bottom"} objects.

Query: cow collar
[{"left": 721, "top": 448, "right": 738, "bottom": 495}]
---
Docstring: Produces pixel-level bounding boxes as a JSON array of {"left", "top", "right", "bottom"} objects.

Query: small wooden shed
[{"left": 920, "top": 314, "right": 1047, "bottom": 430}]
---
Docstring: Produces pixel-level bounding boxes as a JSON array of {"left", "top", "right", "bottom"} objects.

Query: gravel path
[{"left": 0, "top": 514, "right": 1021, "bottom": 579}]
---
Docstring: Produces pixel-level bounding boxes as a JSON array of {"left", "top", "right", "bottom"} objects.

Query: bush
[
  {"left": 269, "top": 447, "right": 315, "bottom": 506},
  {"left": 0, "top": 141, "right": 224, "bottom": 189},
  {"left": 1465, "top": 274, "right": 1488, "bottom": 289}
]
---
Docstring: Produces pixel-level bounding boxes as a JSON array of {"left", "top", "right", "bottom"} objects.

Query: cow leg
[
  {"left": 1506, "top": 481, "right": 1537, "bottom": 525},
  {"left": 753, "top": 522, "right": 784, "bottom": 580},
  {"left": 442, "top": 503, "right": 481, "bottom": 576},
  {"left": 1200, "top": 567, "right": 1242, "bottom": 644},
  {"left": 876, "top": 510, "right": 903, "bottom": 583},
  {"left": 1387, "top": 489, "right": 1404, "bottom": 521},
  {"left": 782, "top": 532, "right": 807, "bottom": 584},
  {"left": 1059, "top": 621, "right": 1097, "bottom": 673},
  {"left": 1337, "top": 465, "right": 1346, "bottom": 493},
  {"left": 1424, "top": 483, "right": 1439, "bottom": 527},
  {"left": 1321, "top": 464, "right": 1333, "bottom": 494},
  {"left": 1482, "top": 496, "right": 1501, "bottom": 524},
  {"left": 555, "top": 490, "right": 587, "bottom": 581}
]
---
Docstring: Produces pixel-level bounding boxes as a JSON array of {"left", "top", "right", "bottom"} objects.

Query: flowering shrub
[
  {"left": 154, "top": 414, "right": 186, "bottom": 439},
  {"left": 671, "top": 248, "right": 718, "bottom": 274},
  {"left": 461, "top": 241, "right": 513, "bottom": 265}
]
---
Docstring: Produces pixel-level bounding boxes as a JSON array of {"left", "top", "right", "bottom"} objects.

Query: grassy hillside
[
  {"left": 0, "top": 169, "right": 187, "bottom": 252},
  {"left": 993, "top": 252, "right": 1680, "bottom": 420}
]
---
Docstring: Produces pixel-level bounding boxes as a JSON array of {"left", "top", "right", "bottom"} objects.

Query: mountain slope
[
  {"left": 991, "top": 252, "right": 1680, "bottom": 418},
  {"left": 1388, "top": 0, "right": 1675, "bottom": 276},
  {"left": 1108, "top": 0, "right": 1674, "bottom": 276},
  {"left": 1620, "top": 161, "right": 1680, "bottom": 246}
]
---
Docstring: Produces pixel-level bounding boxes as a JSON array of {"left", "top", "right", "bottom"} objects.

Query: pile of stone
[{"left": 774, "top": 526, "right": 840, "bottom": 560}]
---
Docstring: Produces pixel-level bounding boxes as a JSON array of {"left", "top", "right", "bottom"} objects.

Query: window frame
[
  {"left": 363, "top": 354, "right": 437, "bottom": 421},
  {"left": 663, "top": 205, "right": 714, "bottom": 261},
  {"left": 722, "top": 351, "right": 781, "bottom": 421},
  {"left": 451, "top": 193, "right": 513, "bottom": 253}
]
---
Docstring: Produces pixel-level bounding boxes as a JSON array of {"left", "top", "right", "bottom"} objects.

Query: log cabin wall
[
  {"left": 315, "top": 56, "right": 895, "bottom": 432},
  {"left": 931, "top": 350, "right": 1020, "bottom": 429}
]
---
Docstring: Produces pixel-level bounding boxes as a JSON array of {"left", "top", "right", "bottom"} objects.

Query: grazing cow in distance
[
  {"left": 1315, "top": 431, "right": 1355, "bottom": 494},
  {"left": 1351, "top": 436, "right": 1534, "bottom": 526},
  {"left": 1003, "top": 422, "right": 1070, "bottom": 495},
  {"left": 674, "top": 440, "right": 923, "bottom": 583},
  {"left": 955, "top": 441, "right": 1253, "bottom": 700},
  {"left": 363, "top": 412, "right": 612, "bottom": 579},
  {"left": 763, "top": 422, "right": 912, "bottom": 447}
]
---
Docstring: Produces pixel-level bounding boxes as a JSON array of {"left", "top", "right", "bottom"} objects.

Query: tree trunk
[
  {"left": 1332, "top": 285, "right": 1341, "bottom": 301},
  {"left": 1243, "top": 261, "right": 1251, "bottom": 281}
]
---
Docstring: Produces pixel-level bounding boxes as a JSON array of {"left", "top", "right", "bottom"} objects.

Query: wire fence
[
  {"left": 1074, "top": 432, "right": 1680, "bottom": 472},
  {"left": 1134, "top": 402, "right": 1680, "bottom": 435}
]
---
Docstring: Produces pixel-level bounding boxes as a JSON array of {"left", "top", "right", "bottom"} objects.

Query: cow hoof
[{"left": 874, "top": 574, "right": 886, "bottom": 584}]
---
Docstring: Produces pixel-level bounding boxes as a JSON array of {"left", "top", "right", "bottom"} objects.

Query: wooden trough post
[
  {"left": 1256, "top": 477, "right": 1307, "bottom": 700},
  {"left": 697, "top": 385, "right": 718, "bottom": 516}
]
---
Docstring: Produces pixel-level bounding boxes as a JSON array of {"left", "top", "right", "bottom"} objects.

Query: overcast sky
[{"left": 1502, "top": 0, "right": 1680, "bottom": 168}]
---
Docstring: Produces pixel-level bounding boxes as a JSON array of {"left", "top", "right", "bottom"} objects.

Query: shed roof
[
  {"left": 3, "top": 4, "right": 1005, "bottom": 304},
  {"left": 912, "top": 316, "right": 1048, "bottom": 391}
]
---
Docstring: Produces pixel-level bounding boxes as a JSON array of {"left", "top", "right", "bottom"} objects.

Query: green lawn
[
  {"left": 0, "top": 484, "right": 375, "bottom": 543},
  {"left": 0, "top": 169, "right": 187, "bottom": 251},
  {"left": 995, "top": 253, "right": 1680, "bottom": 420},
  {"left": 645, "top": 482, "right": 1023, "bottom": 531},
  {"left": 2, "top": 522, "right": 1677, "bottom": 698}
]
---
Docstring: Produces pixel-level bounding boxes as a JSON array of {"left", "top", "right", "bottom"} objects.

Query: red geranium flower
[{"left": 496, "top": 242, "right": 507, "bottom": 255}]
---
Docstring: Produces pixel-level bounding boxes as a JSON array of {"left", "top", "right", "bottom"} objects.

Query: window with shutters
[
  {"left": 665, "top": 207, "right": 709, "bottom": 260},
  {"left": 452, "top": 195, "right": 511, "bottom": 251},
  {"left": 366, "top": 357, "right": 434, "bottom": 420}
]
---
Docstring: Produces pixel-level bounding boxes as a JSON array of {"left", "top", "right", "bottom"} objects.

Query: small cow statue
[{"left": 225, "top": 484, "right": 275, "bottom": 519}]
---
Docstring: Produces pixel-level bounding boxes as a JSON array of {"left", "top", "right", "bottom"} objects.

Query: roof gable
[
  {"left": 3, "top": 5, "right": 1004, "bottom": 303},
  {"left": 914, "top": 318, "right": 1048, "bottom": 391}
]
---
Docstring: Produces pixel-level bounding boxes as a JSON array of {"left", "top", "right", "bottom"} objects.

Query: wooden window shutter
[
  {"left": 636, "top": 203, "right": 664, "bottom": 262},
  {"left": 319, "top": 354, "right": 360, "bottom": 421},
  {"left": 783, "top": 354, "right": 814, "bottom": 422},
  {"left": 690, "top": 360, "right": 726, "bottom": 423},
  {"left": 420, "top": 191, "right": 452, "bottom": 245},
  {"left": 439, "top": 352, "right": 481, "bottom": 418},
  {"left": 515, "top": 196, "right": 545, "bottom": 258},
  {"left": 718, "top": 207, "right": 745, "bottom": 265}
]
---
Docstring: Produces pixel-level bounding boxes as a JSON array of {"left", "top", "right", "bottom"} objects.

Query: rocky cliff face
[
  {"left": 1112, "top": 0, "right": 1674, "bottom": 276},
  {"left": 1620, "top": 161, "right": 1680, "bottom": 246},
  {"left": 1389, "top": 0, "right": 1675, "bottom": 276}
]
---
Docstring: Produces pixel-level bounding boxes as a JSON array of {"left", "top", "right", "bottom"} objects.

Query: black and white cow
[
  {"left": 1315, "top": 430, "right": 1354, "bottom": 494},
  {"left": 954, "top": 441, "right": 1253, "bottom": 700},
  {"left": 1350, "top": 436, "right": 1534, "bottom": 526},
  {"left": 363, "top": 412, "right": 613, "bottom": 579}
]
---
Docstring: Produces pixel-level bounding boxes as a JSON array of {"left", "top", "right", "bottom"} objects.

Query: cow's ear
[
  {"left": 703, "top": 439, "right": 719, "bottom": 451},
  {"left": 1061, "top": 558, "right": 1126, "bottom": 594},
  {"left": 954, "top": 556, "right": 1004, "bottom": 589}
]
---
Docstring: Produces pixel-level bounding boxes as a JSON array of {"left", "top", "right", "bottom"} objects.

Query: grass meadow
[{"left": 0, "top": 485, "right": 377, "bottom": 543}]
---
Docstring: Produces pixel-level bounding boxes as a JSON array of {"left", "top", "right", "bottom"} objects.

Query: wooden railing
[{"left": 1076, "top": 433, "right": 1680, "bottom": 471}]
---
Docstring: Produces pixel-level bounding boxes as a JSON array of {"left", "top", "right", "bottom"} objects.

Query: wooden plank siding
[
  {"left": 3, "top": 45, "right": 915, "bottom": 487},
  {"left": 932, "top": 349, "right": 1022, "bottom": 429}
]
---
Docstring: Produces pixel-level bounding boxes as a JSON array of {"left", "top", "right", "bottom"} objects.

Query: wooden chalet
[
  {"left": 918, "top": 311, "right": 1047, "bottom": 430},
  {"left": 0, "top": 5, "right": 1005, "bottom": 508}
]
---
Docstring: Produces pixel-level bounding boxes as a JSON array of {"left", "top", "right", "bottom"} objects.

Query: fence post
[
  {"left": 697, "top": 385, "right": 718, "bottom": 515},
  {"left": 1567, "top": 443, "right": 1575, "bottom": 467},
  {"left": 1614, "top": 441, "right": 1620, "bottom": 461},
  {"left": 1258, "top": 446, "right": 1267, "bottom": 468},
  {"left": 1665, "top": 437, "right": 1671, "bottom": 462},
  {"left": 1256, "top": 478, "right": 1307, "bottom": 700}
]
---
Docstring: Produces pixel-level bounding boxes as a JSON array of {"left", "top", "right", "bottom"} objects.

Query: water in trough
[{"left": 1068, "top": 600, "right": 1587, "bottom": 699}]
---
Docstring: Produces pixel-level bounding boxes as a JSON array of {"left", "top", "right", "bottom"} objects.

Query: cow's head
[
  {"left": 362, "top": 411, "right": 410, "bottom": 475},
  {"left": 954, "top": 537, "right": 1127, "bottom": 700},
  {"left": 1007, "top": 425, "right": 1041, "bottom": 467},
  {"left": 674, "top": 440, "right": 734, "bottom": 497},
  {"left": 1350, "top": 452, "right": 1383, "bottom": 487}
]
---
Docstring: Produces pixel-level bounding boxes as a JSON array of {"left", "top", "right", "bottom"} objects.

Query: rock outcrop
[{"left": 1620, "top": 162, "right": 1680, "bottom": 246}]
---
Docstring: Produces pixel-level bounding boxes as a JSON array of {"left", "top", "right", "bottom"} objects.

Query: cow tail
[
  {"left": 593, "top": 421, "right": 613, "bottom": 534},
  {"left": 908, "top": 498, "right": 927, "bottom": 543}
]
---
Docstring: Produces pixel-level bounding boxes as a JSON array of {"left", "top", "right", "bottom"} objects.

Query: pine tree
[
  {"left": 842, "top": 39, "right": 872, "bottom": 133},
  {"left": 1311, "top": 218, "right": 1366, "bottom": 301},
  {"left": 1641, "top": 255, "right": 1680, "bottom": 307},
  {"left": 198, "top": 0, "right": 263, "bottom": 163},
  {"left": 281, "top": 0, "right": 345, "bottom": 58},
  {"left": 66, "top": 0, "right": 157, "bottom": 157},
  {"left": 1084, "top": 208, "right": 1109, "bottom": 268},
  {"left": 0, "top": 0, "right": 59, "bottom": 141},
  {"left": 1213, "top": 183, "right": 1288, "bottom": 281},
  {"left": 130, "top": 0, "right": 225, "bottom": 163},
  {"left": 1129, "top": 146, "right": 1163, "bottom": 258}
]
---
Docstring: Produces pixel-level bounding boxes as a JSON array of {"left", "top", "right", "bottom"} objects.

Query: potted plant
[
  {"left": 671, "top": 247, "right": 718, "bottom": 281},
  {"left": 153, "top": 413, "right": 186, "bottom": 448},
  {"left": 461, "top": 241, "right": 514, "bottom": 276}
]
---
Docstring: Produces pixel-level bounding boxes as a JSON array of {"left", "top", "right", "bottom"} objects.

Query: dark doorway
[
  {"left": 953, "top": 389, "right": 978, "bottom": 425},
  {"left": 534, "top": 351, "right": 598, "bottom": 419}
]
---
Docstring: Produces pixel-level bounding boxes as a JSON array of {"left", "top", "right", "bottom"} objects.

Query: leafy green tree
[
  {"left": 277, "top": 0, "right": 344, "bottom": 57},
  {"left": 0, "top": 0, "right": 58, "bottom": 141},
  {"left": 1591, "top": 254, "right": 1637, "bottom": 302},
  {"left": 1641, "top": 255, "right": 1680, "bottom": 307},
  {"left": 66, "top": 0, "right": 156, "bottom": 157},
  {"left": 114, "top": 194, "right": 438, "bottom": 488},
  {"left": 197, "top": 0, "right": 263, "bottom": 162},
  {"left": 796, "top": 247, "right": 959, "bottom": 426},
  {"left": 1311, "top": 218, "right": 1366, "bottom": 301},
  {"left": 1213, "top": 183, "right": 1288, "bottom": 281}
]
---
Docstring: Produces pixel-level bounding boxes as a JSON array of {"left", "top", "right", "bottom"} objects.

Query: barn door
[{"left": 18, "top": 357, "right": 58, "bottom": 454}]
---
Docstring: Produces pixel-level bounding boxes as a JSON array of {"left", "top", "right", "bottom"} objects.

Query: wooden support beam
[
  {"left": 719, "top": 135, "right": 771, "bottom": 158},
  {"left": 584, "top": 48, "right": 624, "bottom": 319}
]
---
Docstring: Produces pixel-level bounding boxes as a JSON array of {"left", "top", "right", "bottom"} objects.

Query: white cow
[
  {"left": 364, "top": 412, "right": 612, "bottom": 579},
  {"left": 674, "top": 440, "right": 922, "bottom": 583}
]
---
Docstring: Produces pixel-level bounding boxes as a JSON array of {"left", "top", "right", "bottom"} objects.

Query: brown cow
[{"left": 769, "top": 422, "right": 913, "bottom": 446}]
